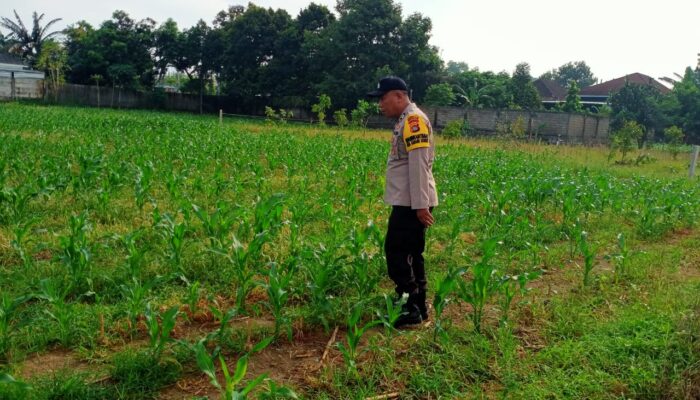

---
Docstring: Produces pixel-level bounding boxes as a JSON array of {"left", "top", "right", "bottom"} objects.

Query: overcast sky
[{"left": 3, "top": 0, "right": 699, "bottom": 82}]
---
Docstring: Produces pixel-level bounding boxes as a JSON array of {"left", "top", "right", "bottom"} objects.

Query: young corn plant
[
  {"left": 433, "top": 267, "right": 466, "bottom": 341},
  {"left": 259, "top": 262, "right": 295, "bottom": 341},
  {"left": 134, "top": 160, "right": 154, "bottom": 210},
  {"left": 0, "top": 185, "right": 38, "bottom": 225},
  {"left": 157, "top": 213, "right": 188, "bottom": 270},
  {"left": 193, "top": 201, "right": 237, "bottom": 252},
  {"left": 578, "top": 231, "right": 597, "bottom": 287},
  {"left": 144, "top": 304, "right": 179, "bottom": 361},
  {"left": 37, "top": 279, "right": 75, "bottom": 347},
  {"left": 375, "top": 293, "right": 406, "bottom": 335},
  {"left": 0, "top": 293, "right": 30, "bottom": 363},
  {"left": 205, "top": 304, "right": 238, "bottom": 356},
  {"left": 337, "top": 303, "right": 381, "bottom": 376},
  {"left": 194, "top": 337, "right": 273, "bottom": 400},
  {"left": 498, "top": 271, "right": 541, "bottom": 325},
  {"left": 346, "top": 222, "right": 381, "bottom": 299},
  {"left": 120, "top": 276, "right": 164, "bottom": 334},
  {"left": 458, "top": 238, "right": 501, "bottom": 333},
  {"left": 304, "top": 245, "right": 342, "bottom": 331},
  {"left": 10, "top": 220, "right": 34, "bottom": 269},
  {"left": 184, "top": 280, "right": 202, "bottom": 319},
  {"left": 609, "top": 233, "right": 631, "bottom": 282},
  {"left": 58, "top": 212, "right": 92, "bottom": 295},
  {"left": 118, "top": 229, "right": 147, "bottom": 278}
]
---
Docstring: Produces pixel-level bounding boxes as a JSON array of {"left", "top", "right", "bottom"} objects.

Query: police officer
[{"left": 368, "top": 76, "right": 438, "bottom": 327}]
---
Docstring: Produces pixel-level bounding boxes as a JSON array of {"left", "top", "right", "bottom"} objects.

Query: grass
[{"left": 1, "top": 102, "right": 700, "bottom": 399}]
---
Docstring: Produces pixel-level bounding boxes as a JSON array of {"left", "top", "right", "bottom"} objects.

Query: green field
[{"left": 1, "top": 103, "right": 700, "bottom": 399}]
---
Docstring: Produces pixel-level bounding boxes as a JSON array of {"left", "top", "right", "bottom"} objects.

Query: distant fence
[{"left": 5, "top": 82, "right": 610, "bottom": 145}]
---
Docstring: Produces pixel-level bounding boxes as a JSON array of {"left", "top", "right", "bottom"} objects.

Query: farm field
[{"left": 1, "top": 103, "right": 700, "bottom": 399}]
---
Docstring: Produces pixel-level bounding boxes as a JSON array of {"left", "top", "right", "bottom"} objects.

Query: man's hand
[{"left": 416, "top": 208, "right": 434, "bottom": 227}]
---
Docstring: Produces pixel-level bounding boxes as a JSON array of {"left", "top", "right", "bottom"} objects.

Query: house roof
[
  {"left": 0, "top": 53, "right": 25, "bottom": 66},
  {"left": 534, "top": 79, "right": 567, "bottom": 102},
  {"left": 580, "top": 73, "right": 671, "bottom": 96}
]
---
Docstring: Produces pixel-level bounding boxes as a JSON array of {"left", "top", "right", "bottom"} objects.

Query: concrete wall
[
  {"left": 419, "top": 106, "right": 610, "bottom": 145},
  {"left": 0, "top": 76, "right": 44, "bottom": 99}
]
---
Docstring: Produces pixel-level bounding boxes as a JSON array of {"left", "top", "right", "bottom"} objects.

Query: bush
[
  {"left": 334, "top": 109, "right": 349, "bottom": 128},
  {"left": 664, "top": 126, "right": 685, "bottom": 160},
  {"left": 609, "top": 121, "right": 644, "bottom": 163},
  {"left": 312, "top": 94, "right": 332, "bottom": 125},
  {"left": 441, "top": 119, "right": 471, "bottom": 138},
  {"left": 350, "top": 99, "right": 378, "bottom": 129}
]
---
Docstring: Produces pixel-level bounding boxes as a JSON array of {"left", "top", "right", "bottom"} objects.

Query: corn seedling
[
  {"left": 195, "top": 337, "right": 273, "bottom": 400},
  {"left": 259, "top": 262, "right": 295, "bottom": 340},
  {"left": 58, "top": 212, "right": 92, "bottom": 295},
  {"left": 10, "top": 220, "right": 34, "bottom": 268},
  {"left": 433, "top": 267, "right": 466, "bottom": 341},
  {"left": 578, "top": 231, "right": 596, "bottom": 287},
  {"left": 205, "top": 304, "right": 238, "bottom": 356},
  {"left": 134, "top": 160, "right": 154, "bottom": 210},
  {"left": 37, "top": 279, "right": 75, "bottom": 347},
  {"left": 0, "top": 293, "right": 30, "bottom": 363},
  {"left": 337, "top": 302, "right": 380, "bottom": 375},
  {"left": 458, "top": 238, "right": 501, "bottom": 333},
  {"left": 375, "top": 293, "right": 406, "bottom": 335},
  {"left": 144, "top": 304, "right": 179, "bottom": 361},
  {"left": 157, "top": 212, "right": 188, "bottom": 269},
  {"left": 498, "top": 271, "right": 541, "bottom": 325},
  {"left": 120, "top": 276, "right": 164, "bottom": 334}
]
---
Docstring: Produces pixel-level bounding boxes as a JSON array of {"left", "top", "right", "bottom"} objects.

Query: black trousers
[{"left": 384, "top": 206, "right": 431, "bottom": 295}]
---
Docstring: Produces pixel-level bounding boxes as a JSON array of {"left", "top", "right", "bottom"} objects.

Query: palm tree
[{"left": 0, "top": 10, "right": 62, "bottom": 66}]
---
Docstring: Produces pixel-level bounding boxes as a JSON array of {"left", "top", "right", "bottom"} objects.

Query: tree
[
  {"left": 561, "top": 80, "right": 583, "bottom": 113},
  {"left": 36, "top": 40, "right": 68, "bottom": 101},
  {"left": 510, "top": 62, "right": 541, "bottom": 110},
  {"left": 153, "top": 18, "right": 182, "bottom": 80},
  {"left": 64, "top": 11, "right": 156, "bottom": 90},
  {"left": 424, "top": 83, "right": 455, "bottom": 106},
  {"left": 663, "top": 67, "right": 700, "bottom": 144},
  {"left": 219, "top": 4, "right": 294, "bottom": 99},
  {"left": 609, "top": 81, "right": 663, "bottom": 147},
  {"left": 0, "top": 10, "right": 62, "bottom": 67},
  {"left": 446, "top": 61, "right": 469, "bottom": 76},
  {"left": 540, "top": 61, "right": 597, "bottom": 88}
]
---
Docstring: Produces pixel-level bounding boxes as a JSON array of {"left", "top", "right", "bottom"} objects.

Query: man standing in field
[{"left": 368, "top": 76, "right": 438, "bottom": 328}]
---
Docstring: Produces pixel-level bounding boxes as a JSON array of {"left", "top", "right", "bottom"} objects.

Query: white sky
[{"left": 3, "top": 0, "right": 699, "bottom": 82}]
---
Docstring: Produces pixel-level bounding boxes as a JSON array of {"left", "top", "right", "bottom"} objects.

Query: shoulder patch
[{"left": 403, "top": 114, "right": 430, "bottom": 151}]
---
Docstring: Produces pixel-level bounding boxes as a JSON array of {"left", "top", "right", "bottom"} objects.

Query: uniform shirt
[{"left": 385, "top": 103, "right": 438, "bottom": 210}]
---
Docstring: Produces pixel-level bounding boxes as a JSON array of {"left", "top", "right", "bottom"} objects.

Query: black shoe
[
  {"left": 416, "top": 291, "right": 429, "bottom": 321},
  {"left": 394, "top": 304, "right": 423, "bottom": 328}
]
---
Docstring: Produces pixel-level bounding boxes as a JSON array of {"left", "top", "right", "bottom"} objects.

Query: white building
[{"left": 0, "top": 53, "right": 45, "bottom": 99}]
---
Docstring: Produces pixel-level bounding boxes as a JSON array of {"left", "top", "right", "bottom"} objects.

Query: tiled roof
[{"left": 579, "top": 73, "right": 670, "bottom": 96}]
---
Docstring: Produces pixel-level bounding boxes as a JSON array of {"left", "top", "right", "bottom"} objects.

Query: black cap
[{"left": 367, "top": 76, "right": 408, "bottom": 97}]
